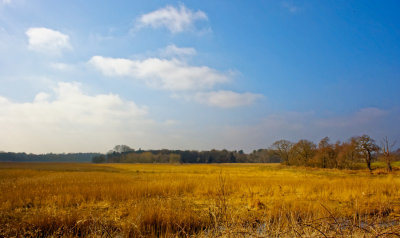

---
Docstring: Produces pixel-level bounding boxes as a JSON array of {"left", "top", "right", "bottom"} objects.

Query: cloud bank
[
  {"left": 0, "top": 82, "right": 152, "bottom": 153},
  {"left": 216, "top": 108, "right": 400, "bottom": 151}
]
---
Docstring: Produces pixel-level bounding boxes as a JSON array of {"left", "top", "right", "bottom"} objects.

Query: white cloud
[
  {"left": 34, "top": 92, "right": 50, "bottom": 102},
  {"left": 192, "top": 90, "right": 263, "bottom": 108},
  {"left": 89, "top": 56, "right": 230, "bottom": 91},
  {"left": 0, "top": 82, "right": 152, "bottom": 153},
  {"left": 135, "top": 4, "right": 208, "bottom": 33},
  {"left": 26, "top": 27, "right": 72, "bottom": 55},
  {"left": 161, "top": 44, "right": 196, "bottom": 57},
  {"left": 1, "top": 0, "right": 11, "bottom": 4}
]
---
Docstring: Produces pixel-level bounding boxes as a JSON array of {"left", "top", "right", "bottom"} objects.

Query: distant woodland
[
  {"left": 93, "top": 146, "right": 280, "bottom": 164},
  {"left": 93, "top": 135, "right": 400, "bottom": 171},
  {"left": 1, "top": 135, "right": 399, "bottom": 170},
  {"left": 0, "top": 152, "right": 100, "bottom": 163}
]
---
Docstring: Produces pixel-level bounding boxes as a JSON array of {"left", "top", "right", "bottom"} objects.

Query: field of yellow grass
[{"left": 1, "top": 162, "right": 400, "bottom": 237}]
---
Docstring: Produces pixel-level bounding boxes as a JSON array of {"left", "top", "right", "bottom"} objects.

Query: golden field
[{"left": 0, "top": 162, "right": 400, "bottom": 237}]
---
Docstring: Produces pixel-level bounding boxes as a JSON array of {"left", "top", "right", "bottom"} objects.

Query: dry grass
[{"left": 0, "top": 162, "right": 400, "bottom": 237}]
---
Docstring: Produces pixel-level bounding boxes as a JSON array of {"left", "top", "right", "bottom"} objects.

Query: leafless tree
[
  {"left": 271, "top": 140, "right": 293, "bottom": 165},
  {"left": 356, "top": 135, "right": 379, "bottom": 171},
  {"left": 381, "top": 136, "right": 396, "bottom": 172}
]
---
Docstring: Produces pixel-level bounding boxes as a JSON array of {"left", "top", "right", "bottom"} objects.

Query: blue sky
[{"left": 0, "top": 0, "right": 399, "bottom": 153}]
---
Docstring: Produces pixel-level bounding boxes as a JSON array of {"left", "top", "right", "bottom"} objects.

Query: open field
[{"left": 1, "top": 163, "right": 400, "bottom": 237}]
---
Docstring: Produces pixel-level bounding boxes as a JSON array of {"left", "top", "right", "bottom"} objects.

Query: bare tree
[
  {"left": 315, "top": 137, "right": 336, "bottom": 168},
  {"left": 356, "top": 135, "right": 379, "bottom": 171},
  {"left": 271, "top": 140, "right": 293, "bottom": 165},
  {"left": 336, "top": 138, "right": 360, "bottom": 169},
  {"left": 290, "top": 139, "right": 316, "bottom": 166},
  {"left": 111, "top": 145, "right": 134, "bottom": 153},
  {"left": 381, "top": 136, "right": 396, "bottom": 172}
]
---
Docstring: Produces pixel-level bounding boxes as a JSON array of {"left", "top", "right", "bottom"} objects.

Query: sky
[{"left": 0, "top": 0, "right": 399, "bottom": 153}]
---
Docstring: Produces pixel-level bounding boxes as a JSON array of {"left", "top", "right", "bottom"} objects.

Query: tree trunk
[
  {"left": 367, "top": 151, "right": 372, "bottom": 171},
  {"left": 367, "top": 160, "right": 372, "bottom": 171},
  {"left": 387, "top": 161, "right": 392, "bottom": 172}
]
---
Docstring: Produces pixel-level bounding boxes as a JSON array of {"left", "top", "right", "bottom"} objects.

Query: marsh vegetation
[{"left": 1, "top": 162, "right": 400, "bottom": 237}]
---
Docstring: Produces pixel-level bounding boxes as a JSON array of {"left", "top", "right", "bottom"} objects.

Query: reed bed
[{"left": 0, "top": 162, "right": 399, "bottom": 237}]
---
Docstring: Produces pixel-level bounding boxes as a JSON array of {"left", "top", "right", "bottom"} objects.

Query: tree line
[
  {"left": 272, "top": 135, "right": 399, "bottom": 171},
  {"left": 93, "top": 135, "right": 399, "bottom": 171},
  {"left": 1, "top": 135, "right": 397, "bottom": 170},
  {"left": 0, "top": 152, "right": 101, "bottom": 162},
  {"left": 92, "top": 145, "right": 280, "bottom": 164}
]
